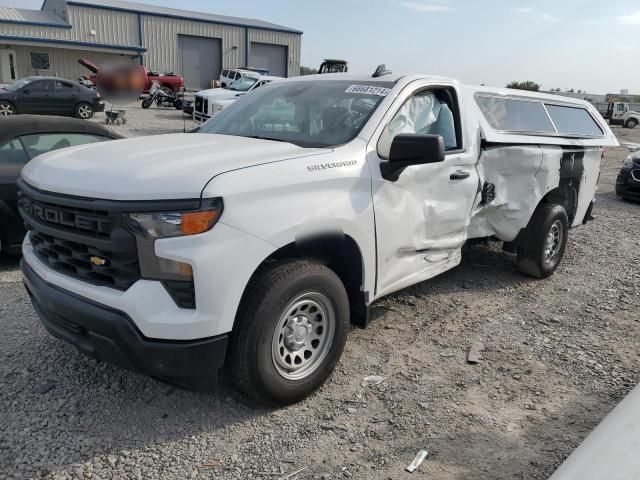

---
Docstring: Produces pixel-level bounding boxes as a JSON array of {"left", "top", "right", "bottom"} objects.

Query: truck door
[
  {"left": 611, "top": 103, "right": 628, "bottom": 124},
  {"left": 368, "top": 83, "right": 479, "bottom": 298}
]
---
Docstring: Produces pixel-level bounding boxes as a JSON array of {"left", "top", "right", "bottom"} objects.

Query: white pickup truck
[
  {"left": 193, "top": 74, "right": 281, "bottom": 123},
  {"left": 18, "top": 68, "right": 617, "bottom": 405}
]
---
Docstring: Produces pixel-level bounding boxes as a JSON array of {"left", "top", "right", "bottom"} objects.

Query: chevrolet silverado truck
[{"left": 18, "top": 67, "right": 618, "bottom": 405}]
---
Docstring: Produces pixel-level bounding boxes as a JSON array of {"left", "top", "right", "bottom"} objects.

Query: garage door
[
  {"left": 249, "top": 43, "right": 288, "bottom": 78},
  {"left": 178, "top": 35, "right": 222, "bottom": 90}
]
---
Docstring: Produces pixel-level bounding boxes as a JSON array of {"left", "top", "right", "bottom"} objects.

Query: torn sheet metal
[{"left": 468, "top": 145, "right": 602, "bottom": 241}]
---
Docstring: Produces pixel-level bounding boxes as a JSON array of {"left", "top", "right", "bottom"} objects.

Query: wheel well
[
  {"left": 0, "top": 100, "right": 16, "bottom": 110},
  {"left": 541, "top": 185, "right": 578, "bottom": 224},
  {"left": 246, "top": 234, "right": 368, "bottom": 327}
]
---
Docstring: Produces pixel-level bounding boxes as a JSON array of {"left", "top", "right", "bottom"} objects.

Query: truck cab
[
  {"left": 319, "top": 59, "right": 348, "bottom": 74},
  {"left": 605, "top": 102, "right": 640, "bottom": 128},
  {"left": 18, "top": 69, "right": 618, "bottom": 405}
]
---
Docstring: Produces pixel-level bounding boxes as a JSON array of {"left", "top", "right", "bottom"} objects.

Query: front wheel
[
  {"left": 227, "top": 261, "right": 350, "bottom": 405},
  {"left": 517, "top": 204, "right": 569, "bottom": 279},
  {"left": 76, "top": 102, "right": 94, "bottom": 119},
  {"left": 142, "top": 97, "right": 153, "bottom": 109},
  {"left": 0, "top": 101, "right": 16, "bottom": 116}
]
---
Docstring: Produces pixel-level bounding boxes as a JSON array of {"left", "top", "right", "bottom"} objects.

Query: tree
[
  {"left": 300, "top": 66, "right": 318, "bottom": 76},
  {"left": 506, "top": 81, "right": 540, "bottom": 92}
]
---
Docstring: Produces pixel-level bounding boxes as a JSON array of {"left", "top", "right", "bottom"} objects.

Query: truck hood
[
  {"left": 199, "top": 88, "right": 245, "bottom": 99},
  {"left": 21, "top": 133, "right": 328, "bottom": 200}
]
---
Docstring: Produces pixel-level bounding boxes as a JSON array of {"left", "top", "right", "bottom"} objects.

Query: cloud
[
  {"left": 513, "top": 7, "right": 559, "bottom": 24},
  {"left": 402, "top": 2, "right": 454, "bottom": 12},
  {"left": 618, "top": 11, "right": 640, "bottom": 24}
]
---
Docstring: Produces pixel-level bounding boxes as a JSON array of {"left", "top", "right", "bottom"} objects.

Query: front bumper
[
  {"left": 616, "top": 169, "right": 640, "bottom": 200},
  {"left": 193, "top": 112, "right": 211, "bottom": 123},
  {"left": 22, "top": 259, "right": 228, "bottom": 382}
]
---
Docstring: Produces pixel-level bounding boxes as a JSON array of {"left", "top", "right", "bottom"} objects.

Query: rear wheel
[
  {"left": 0, "top": 101, "right": 16, "bottom": 116},
  {"left": 227, "top": 261, "right": 350, "bottom": 405},
  {"left": 517, "top": 204, "right": 569, "bottom": 279},
  {"left": 76, "top": 102, "right": 94, "bottom": 119},
  {"left": 625, "top": 118, "right": 638, "bottom": 129}
]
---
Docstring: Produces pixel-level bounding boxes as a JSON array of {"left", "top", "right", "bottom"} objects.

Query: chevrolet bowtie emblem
[{"left": 90, "top": 256, "right": 108, "bottom": 267}]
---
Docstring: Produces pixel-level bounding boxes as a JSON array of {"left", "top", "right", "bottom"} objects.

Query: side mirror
[{"left": 381, "top": 134, "right": 445, "bottom": 181}]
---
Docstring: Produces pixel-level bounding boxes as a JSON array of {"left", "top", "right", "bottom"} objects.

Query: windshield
[
  {"left": 229, "top": 77, "right": 259, "bottom": 92},
  {"left": 198, "top": 80, "right": 394, "bottom": 148},
  {"left": 6, "top": 78, "right": 33, "bottom": 92}
]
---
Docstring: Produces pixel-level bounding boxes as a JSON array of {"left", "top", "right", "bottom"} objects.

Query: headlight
[
  {"left": 126, "top": 198, "right": 223, "bottom": 238},
  {"left": 125, "top": 198, "right": 223, "bottom": 281},
  {"left": 213, "top": 105, "right": 224, "bottom": 112}
]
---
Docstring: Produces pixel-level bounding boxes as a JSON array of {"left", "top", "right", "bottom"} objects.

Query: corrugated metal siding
[
  {"left": 0, "top": 5, "right": 138, "bottom": 46},
  {"left": 141, "top": 15, "right": 244, "bottom": 74},
  {"left": 248, "top": 29, "right": 300, "bottom": 77},
  {"left": 0, "top": 23, "right": 72, "bottom": 38},
  {"left": 11, "top": 44, "right": 135, "bottom": 80},
  {"left": 66, "top": 5, "right": 138, "bottom": 45}
]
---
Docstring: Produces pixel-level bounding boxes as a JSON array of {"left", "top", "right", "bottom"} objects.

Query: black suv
[
  {"left": 0, "top": 115, "right": 121, "bottom": 254},
  {"left": 616, "top": 152, "right": 640, "bottom": 201}
]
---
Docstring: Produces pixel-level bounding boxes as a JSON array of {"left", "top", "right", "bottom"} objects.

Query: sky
[{"left": 2, "top": 0, "right": 640, "bottom": 94}]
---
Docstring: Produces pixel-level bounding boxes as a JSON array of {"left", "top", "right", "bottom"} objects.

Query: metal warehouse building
[{"left": 0, "top": 0, "right": 302, "bottom": 89}]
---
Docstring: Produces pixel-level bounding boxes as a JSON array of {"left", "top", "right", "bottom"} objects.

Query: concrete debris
[{"left": 467, "top": 341, "right": 486, "bottom": 364}]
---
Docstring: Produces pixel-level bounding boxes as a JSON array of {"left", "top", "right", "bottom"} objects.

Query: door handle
[{"left": 450, "top": 170, "right": 471, "bottom": 180}]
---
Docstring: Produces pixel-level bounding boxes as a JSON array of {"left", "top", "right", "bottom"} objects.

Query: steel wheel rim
[
  {"left": 544, "top": 220, "right": 564, "bottom": 266},
  {"left": 0, "top": 104, "right": 14, "bottom": 115},
  {"left": 78, "top": 105, "right": 92, "bottom": 118},
  {"left": 271, "top": 291, "right": 336, "bottom": 381}
]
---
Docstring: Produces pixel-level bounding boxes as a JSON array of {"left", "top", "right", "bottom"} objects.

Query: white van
[{"left": 18, "top": 69, "right": 617, "bottom": 405}]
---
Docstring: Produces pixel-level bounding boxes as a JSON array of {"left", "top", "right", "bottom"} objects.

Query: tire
[
  {"left": 174, "top": 99, "right": 183, "bottom": 110},
  {"left": 517, "top": 204, "right": 569, "bottom": 279},
  {"left": 625, "top": 118, "right": 638, "bottom": 129},
  {"left": 75, "top": 102, "right": 94, "bottom": 119},
  {"left": 227, "top": 260, "right": 350, "bottom": 405},
  {"left": 0, "top": 101, "right": 16, "bottom": 116},
  {"left": 142, "top": 98, "right": 153, "bottom": 109}
]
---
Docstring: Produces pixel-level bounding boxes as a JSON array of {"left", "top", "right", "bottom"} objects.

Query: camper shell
[{"left": 18, "top": 71, "right": 617, "bottom": 405}]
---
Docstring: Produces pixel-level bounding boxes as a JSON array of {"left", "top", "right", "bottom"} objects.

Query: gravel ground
[{"left": 1, "top": 107, "right": 639, "bottom": 480}]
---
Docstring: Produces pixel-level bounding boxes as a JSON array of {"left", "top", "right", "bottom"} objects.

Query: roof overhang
[
  {"left": 0, "top": 19, "right": 71, "bottom": 28},
  {"left": 0, "top": 35, "right": 146, "bottom": 55}
]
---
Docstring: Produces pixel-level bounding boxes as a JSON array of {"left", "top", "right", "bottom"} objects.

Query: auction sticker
[{"left": 345, "top": 85, "right": 391, "bottom": 96}]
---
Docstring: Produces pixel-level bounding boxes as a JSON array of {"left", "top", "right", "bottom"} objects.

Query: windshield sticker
[{"left": 345, "top": 85, "right": 391, "bottom": 97}]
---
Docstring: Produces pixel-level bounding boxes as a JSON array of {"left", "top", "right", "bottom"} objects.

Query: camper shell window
[
  {"left": 475, "top": 94, "right": 604, "bottom": 138},
  {"left": 545, "top": 104, "right": 603, "bottom": 137}
]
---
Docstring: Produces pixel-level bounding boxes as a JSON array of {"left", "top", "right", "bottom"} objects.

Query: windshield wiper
[{"left": 246, "top": 135, "right": 291, "bottom": 144}]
